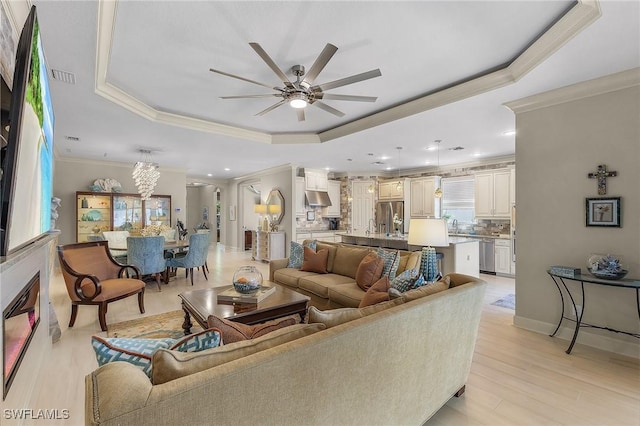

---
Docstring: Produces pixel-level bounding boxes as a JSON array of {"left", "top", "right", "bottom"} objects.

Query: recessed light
[
  {"left": 324, "top": 167, "right": 331, "bottom": 171},
  {"left": 380, "top": 156, "right": 390, "bottom": 161},
  {"left": 472, "top": 153, "right": 482, "bottom": 157},
  {"left": 503, "top": 130, "right": 516, "bottom": 136},
  {"left": 425, "top": 146, "right": 437, "bottom": 151},
  {"left": 207, "top": 173, "right": 212, "bottom": 177},
  {"left": 385, "top": 166, "right": 393, "bottom": 170},
  {"left": 224, "top": 168, "right": 230, "bottom": 171}
]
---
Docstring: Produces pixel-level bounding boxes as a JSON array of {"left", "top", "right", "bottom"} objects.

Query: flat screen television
[{"left": 0, "top": 5, "right": 54, "bottom": 256}]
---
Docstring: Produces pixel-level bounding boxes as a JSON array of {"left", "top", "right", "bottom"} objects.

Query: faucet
[
  {"left": 451, "top": 219, "right": 459, "bottom": 234},
  {"left": 367, "top": 218, "right": 376, "bottom": 235}
]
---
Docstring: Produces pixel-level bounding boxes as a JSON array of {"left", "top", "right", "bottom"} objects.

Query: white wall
[
  {"left": 53, "top": 158, "right": 187, "bottom": 245},
  {"left": 510, "top": 70, "right": 640, "bottom": 356}
]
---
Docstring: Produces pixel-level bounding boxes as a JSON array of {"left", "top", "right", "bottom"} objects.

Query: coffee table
[{"left": 179, "top": 283, "right": 310, "bottom": 335}]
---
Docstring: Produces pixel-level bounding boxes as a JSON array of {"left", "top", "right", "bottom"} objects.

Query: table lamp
[
  {"left": 254, "top": 204, "right": 267, "bottom": 230},
  {"left": 408, "top": 218, "right": 450, "bottom": 282}
]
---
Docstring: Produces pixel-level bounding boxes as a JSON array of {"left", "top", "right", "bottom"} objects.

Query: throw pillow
[
  {"left": 91, "top": 336, "right": 177, "bottom": 377},
  {"left": 287, "top": 240, "right": 317, "bottom": 268},
  {"left": 207, "top": 315, "right": 297, "bottom": 344},
  {"left": 390, "top": 268, "right": 423, "bottom": 292},
  {"left": 308, "top": 298, "right": 404, "bottom": 328},
  {"left": 377, "top": 248, "right": 400, "bottom": 280},
  {"left": 300, "top": 246, "right": 329, "bottom": 274},
  {"left": 402, "top": 276, "right": 451, "bottom": 302},
  {"left": 355, "top": 252, "right": 384, "bottom": 291},
  {"left": 152, "top": 323, "right": 326, "bottom": 385},
  {"left": 397, "top": 251, "right": 422, "bottom": 276},
  {"left": 358, "top": 276, "right": 391, "bottom": 308},
  {"left": 170, "top": 328, "right": 222, "bottom": 352}
]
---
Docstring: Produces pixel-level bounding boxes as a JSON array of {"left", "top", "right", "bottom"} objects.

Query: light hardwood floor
[{"left": 30, "top": 245, "right": 639, "bottom": 425}]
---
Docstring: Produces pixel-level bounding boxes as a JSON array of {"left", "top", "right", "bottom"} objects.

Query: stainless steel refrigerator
[{"left": 375, "top": 201, "right": 404, "bottom": 234}]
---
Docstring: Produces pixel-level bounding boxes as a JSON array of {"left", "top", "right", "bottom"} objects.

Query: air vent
[
  {"left": 448, "top": 146, "right": 465, "bottom": 151},
  {"left": 65, "top": 135, "right": 80, "bottom": 141},
  {"left": 372, "top": 161, "right": 385, "bottom": 165},
  {"left": 51, "top": 69, "right": 76, "bottom": 84}
]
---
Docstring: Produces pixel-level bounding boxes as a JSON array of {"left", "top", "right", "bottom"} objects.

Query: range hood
[{"left": 305, "top": 190, "right": 332, "bottom": 207}]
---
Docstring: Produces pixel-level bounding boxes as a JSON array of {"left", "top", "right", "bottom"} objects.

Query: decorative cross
[{"left": 588, "top": 164, "right": 617, "bottom": 195}]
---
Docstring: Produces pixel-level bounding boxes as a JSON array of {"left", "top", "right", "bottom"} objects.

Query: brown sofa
[
  {"left": 86, "top": 273, "right": 487, "bottom": 425},
  {"left": 270, "top": 241, "right": 421, "bottom": 308}
]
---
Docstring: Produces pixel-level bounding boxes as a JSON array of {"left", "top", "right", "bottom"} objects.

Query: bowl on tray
[{"left": 232, "top": 266, "right": 263, "bottom": 293}]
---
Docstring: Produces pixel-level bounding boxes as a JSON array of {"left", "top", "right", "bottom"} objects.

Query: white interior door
[{"left": 351, "top": 181, "right": 375, "bottom": 233}]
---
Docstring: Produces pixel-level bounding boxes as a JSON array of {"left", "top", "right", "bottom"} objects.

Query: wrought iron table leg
[
  {"left": 549, "top": 275, "right": 565, "bottom": 337},
  {"left": 565, "top": 281, "right": 585, "bottom": 354}
]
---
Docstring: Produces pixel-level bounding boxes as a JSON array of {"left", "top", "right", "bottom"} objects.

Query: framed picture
[
  {"left": 586, "top": 197, "right": 621, "bottom": 227},
  {"left": 229, "top": 205, "right": 236, "bottom": 221},
  {"left": 306, "top": 210, "right": 315, "bottom": 221}
]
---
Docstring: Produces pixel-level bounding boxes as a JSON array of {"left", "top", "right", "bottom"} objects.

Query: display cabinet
[{"left": 76, "top": 192, "right": 171, "bottom": 242}]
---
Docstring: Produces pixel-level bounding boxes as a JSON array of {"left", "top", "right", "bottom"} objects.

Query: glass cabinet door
[
  {"left": 145, "top": 195, "right": 171, "bottom": 227},
  {"left": 77, "top": 193, "right": 111, "bottom": 242},
  {"left": 112, "top": 195, "right": 143, "bottom": 233}
]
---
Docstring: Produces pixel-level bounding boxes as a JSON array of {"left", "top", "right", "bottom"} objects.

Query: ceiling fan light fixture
[{"left": 289, "top": 93, "right": 308, "bottom": 109}]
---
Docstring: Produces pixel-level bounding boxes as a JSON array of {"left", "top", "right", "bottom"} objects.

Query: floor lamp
[{"left": 408, "top": 218, "right": 450, "bottom": 282}]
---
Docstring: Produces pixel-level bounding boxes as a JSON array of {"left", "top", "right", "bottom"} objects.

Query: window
[{"left": 441, "top": 177, "right": 475, "bottom": 224}]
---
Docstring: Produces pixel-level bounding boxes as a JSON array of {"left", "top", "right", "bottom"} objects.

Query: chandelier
[{"left": 132, "top": 149, "right": 160, "bottom": 200}]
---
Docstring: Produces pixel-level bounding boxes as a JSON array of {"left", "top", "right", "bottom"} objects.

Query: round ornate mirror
[{"left": 266, "top": 189, "right": 285, "bottom": 225}]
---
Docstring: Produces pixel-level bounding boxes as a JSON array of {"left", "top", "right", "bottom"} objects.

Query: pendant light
[
  {"left": 434, "top": 140, "right": 443, "bottom": 198},
  {"left": 395, "top": 146, "right": 403, "bottom": 191}
]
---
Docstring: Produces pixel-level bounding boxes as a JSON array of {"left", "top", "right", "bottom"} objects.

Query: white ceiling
[{"left": 30, "top": 0, "right": 640, "bottom": 180}]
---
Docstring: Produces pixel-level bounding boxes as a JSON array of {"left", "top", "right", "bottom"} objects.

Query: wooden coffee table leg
[{"left": 182, "top": 305, "right": 193, "bottom": 335}]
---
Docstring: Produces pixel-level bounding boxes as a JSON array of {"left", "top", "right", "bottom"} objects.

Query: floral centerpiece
[
  {"left": 393, "top": 213, "right": 403, "bottom": 235},
  {"left": 140, "top": 223, "right": 172, "bottom": 237}
]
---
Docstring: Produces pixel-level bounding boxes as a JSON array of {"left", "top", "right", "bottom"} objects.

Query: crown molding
[
  {"left": 232, "top": 163, "right": 295, "bottom": 182},
  {"left": 55, "top": 155, "right": 187, "bottom": 174},
  {"left": 505, "top": 67, "right": 640, "bottom": 113},
  {"left": 94, "top": 0, "right": 601, "bottom": 145}
]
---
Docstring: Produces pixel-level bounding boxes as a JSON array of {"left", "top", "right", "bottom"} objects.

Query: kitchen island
[{"left": 337, "top": 232, "right": 480, "bottom": 277}]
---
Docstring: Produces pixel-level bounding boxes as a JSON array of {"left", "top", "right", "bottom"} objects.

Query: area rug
[
  {"left": 107, "top": 310, "right": 202, "bottom": 339},
  {"left": 491, "top": 293, "right": 515, "bottom": 310}
]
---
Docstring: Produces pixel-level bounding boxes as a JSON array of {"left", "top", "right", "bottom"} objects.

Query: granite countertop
[
  {"left": 296, "top": 229, "right": 343, "bottom": 233},
  {"left": 449, "top": 233, "right": 511, "bottom": 240},
  {"left": 337, "top": 231, "right": 479, "bottom": 245}
]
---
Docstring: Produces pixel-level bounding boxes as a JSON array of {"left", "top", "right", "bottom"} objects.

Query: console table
[{"left": 547, "top": 270, "right": 640, "bottom": 354}]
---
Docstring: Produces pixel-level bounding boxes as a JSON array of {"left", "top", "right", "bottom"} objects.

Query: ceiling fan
[{"left": 209, "top": 43, "right": 382, "bottom": 122}]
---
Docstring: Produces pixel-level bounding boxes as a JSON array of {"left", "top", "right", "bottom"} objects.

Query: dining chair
[
  {"left": 126, "top": 236, "right": 166, "bottom": 291},
  {"left": 102, "top": 230, "right": 130, "bottom": 259},
  {"left": 165, "top": 233, "right": 209, "bottom": 285},
  {"left": 196, "top": 229, "right": 211, "bottom": 273},
  {"left": 57, "top": 241, "right": 145, "bottom": 331}
]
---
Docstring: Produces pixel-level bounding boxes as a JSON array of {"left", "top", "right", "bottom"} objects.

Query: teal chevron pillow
[
  {"left": 390, "top": 268, "right": 424, "bottom": 293},
  {"left": 170, "top": 328, "right": 222, "bottom": 352},
  {"left": 288, "top": 240, "right": 317, "bottom": 268},
  {"left": 91, "top": 336, "right": 177, "bottom": 377},
  {"left": 377, "top": 248, "right": 400, "bottom": 280}
]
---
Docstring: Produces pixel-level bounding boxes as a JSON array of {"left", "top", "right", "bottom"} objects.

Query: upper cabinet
[
  {"left": 410, "top": 177, "right": 441, "bottom": 218},
  {"left": 295, "top": 177, "right": 306, "bottom": 216},
  {"left": 378, "top": 179, "right": 406, "bottom": 200},
  {"left": 474, "top": 169, "right": 511, "bottom": 218},
  {"left": 323, "top": 180, "right": 341, "bottom": 217},
  {"left": 305, "top": 169, "right": 329, "bottom": 191}
]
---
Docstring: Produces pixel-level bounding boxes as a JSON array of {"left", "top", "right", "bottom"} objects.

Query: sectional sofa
[
  {"left": 270, "top": 240, "right": 421, "bottom": 308},
  {"left": 85, "top": 273, "right": 487, "bottom": 425}
]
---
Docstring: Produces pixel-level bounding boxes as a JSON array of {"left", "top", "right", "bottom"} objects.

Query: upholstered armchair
[
  {"left": 127, "top": 236, "right": 166, "bottom": 291},
  {"left": 57, "top": 241, "right": 145, "bottom": 331},
  {"left": 165, "top": 233, "right": 209, "bottom": 285}
]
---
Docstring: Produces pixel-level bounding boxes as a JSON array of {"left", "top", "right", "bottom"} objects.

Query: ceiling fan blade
[
  {"left": 255, "top": 99, "right": 287, "bottom": 116},
  {"left": 249, "top": 42, "right": 293, "bottom": 86},
  {"left": 221, "top": 94, "right": 281, "bottom": 99},
  {"left": 209, "top": 68, "right": 281, "bottom": 91},
  {"left": 312, "top": 69, "right": 382, "bottom": 92},
  {"left": 320, "top": 94, "right": 377, "bottom": 102},
  {"left": 312, "top": 101, "right": 345, "bottom": 118},
  {"left": 296, "top": 109, "right": 305, "bottom": 122},
  {"left": 302, "top": 43, "right": 338, "bottom": 85}
]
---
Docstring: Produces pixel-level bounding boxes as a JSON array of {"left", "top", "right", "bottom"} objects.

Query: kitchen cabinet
[
  {"left": 378, "top": 180, "right": 405, "bottom": 200},
  {"left": 474, "top": 169, "right": 511, "bottom": 218},
  {"left": 295, "top": 231, "right": 341, "bottom": 244},
  {"left": 410, "top": 177, "right": 441, "bottom": 218},
  {"left": 305, "top": 169, "right": 328, "bottom": 191},
  {"left": 323, "top": 180, "right": 341, "bottom": 217},
  {"left": 295, "top": 177, "right": 306, "bottom": 216},
  {"left": 495, "top": 239, "right": 512, "bottom": 275},
  {"left": 76, "top": 192, "right": 171, "bottom": 242},
  {"left": 252, "top": 231, "right": 285, "bottom": 262}
]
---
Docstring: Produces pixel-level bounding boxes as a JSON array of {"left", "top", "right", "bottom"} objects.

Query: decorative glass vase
[{"left": 232, "top": 266, "right": 263, "bottom": 293}]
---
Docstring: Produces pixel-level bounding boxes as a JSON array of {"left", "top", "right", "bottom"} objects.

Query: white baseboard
[{"left": 513, "top": 315, "right": 640, "bottom": 358}]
